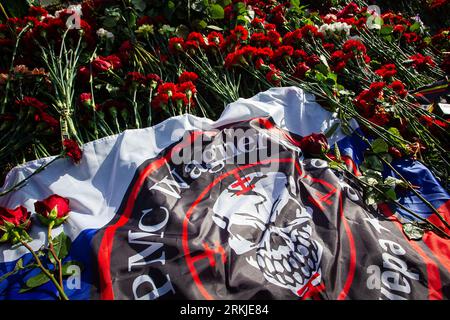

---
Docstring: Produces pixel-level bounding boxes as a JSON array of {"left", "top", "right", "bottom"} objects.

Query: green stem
[
  {"left": 20, "top": 240, "right": 69, "bottom": 300},
  {"left": 0, "top": 156, "right": 62, "bottom": 197},
  {"left": 379, "top": 156, "right": 450, "bottom": 230},
  {"left": 47, "top": 222, "right": 63, "bottom": 291}
]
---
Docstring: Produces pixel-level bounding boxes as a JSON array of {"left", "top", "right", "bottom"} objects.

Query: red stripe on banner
[
  {"left": 378, "top": 204, "right": 443, "bottom": 300},
  {"left": 97, "top": 157, "right": 167, "bottom": 300},
  {"left": 97, "top": 131, "right": 204, "bottom": 300},
  {"left": 337, "top": 192, "right": 356, "bottom": 300},
  {"left": 422, "top": 200, "right": 450, "bottom": 274}
]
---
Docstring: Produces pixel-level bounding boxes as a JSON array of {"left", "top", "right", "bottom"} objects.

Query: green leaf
[
  {"left": 209, "top": 4, "right": 224, "bottom": 20},
  {"left": 384, "top": 188, "right": 397, "bottom": 201},
  {"left": 325, "top": 122, "right": 340, "bottom": 139},
  {"left": 409, "top": 22, "right": 421, "bottom": 32},
  {"left": 371, "top": 138, "right": 389, "bottom": 154},
  {"left": 52, "top": 232, "right": 71, "bottom": 261},
  {"left": 364, "top": 155, "right": 384, "bottom": 171},
  {"left": 206, "top": 25, "right": 224, "bottom": 31},
  {"left": 20, "top": 272, "right": 51, "bottom": 293},
  {"left": 380, "top": 25, "right": 393, "bottom": 35},
  {"left": 403, "top": 223, "right": 424, "bottom": 240},
  {"left": 131, "top": 0, "right": 146, "bottom": 11}
]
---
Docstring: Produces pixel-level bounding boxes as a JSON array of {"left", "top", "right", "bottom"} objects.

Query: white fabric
[{"left": 0, "top": 86, "right": 355, "bottom": 262}]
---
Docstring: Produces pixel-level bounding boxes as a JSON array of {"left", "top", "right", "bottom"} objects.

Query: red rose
[
  {"left": 0, "top": 206, "right": 31, "bottom": 243},
  {"left": 34, "top": 194, "right": 70, "bottom": 226},
  {"left": 299, "top": 133, "right": 330, "bottom": 156},
  {"left": 63, "top": 139, "right": 82, "bottom": 163}
]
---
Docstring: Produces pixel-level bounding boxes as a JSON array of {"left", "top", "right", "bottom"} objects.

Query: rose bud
[
  {"left": 299, "top": 133, "right": 330, "bottom": 156},
  {"left": 34, "top": 194, "right": 71, "bottom": 227},
  {"left": 0, "top": 206, "right": 31, "bottom": 244}
]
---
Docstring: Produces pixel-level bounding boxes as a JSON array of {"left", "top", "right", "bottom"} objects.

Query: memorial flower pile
[{"left": 0, "top": 0, "right": 449, "bottom": 240}]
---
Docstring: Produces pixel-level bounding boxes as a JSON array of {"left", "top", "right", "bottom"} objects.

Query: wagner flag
[{"left": 0, "top": 87, "right": 449, "bottom": 300}]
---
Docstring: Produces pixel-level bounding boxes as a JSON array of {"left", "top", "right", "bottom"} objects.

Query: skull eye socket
[
  {"left": 273, "top": 200, "right": 302, "bottom": 227},
  {"left": 229, "top": 223, "right": 261, "bottom": 244}
]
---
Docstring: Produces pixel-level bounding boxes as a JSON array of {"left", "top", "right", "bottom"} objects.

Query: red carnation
[
  {"left": 409, "top": 53, "right": 436, "bottom": 71},
  {"left": 34, "top": 194, "right": 70, "bottom": 226},
  {"left": 168, "top": 37, "right": 185, "bottom": 53},
  {"left": 375, "top": 64, "right": 397, "bottom": 79},
  {"left": 78, "top": 66, "right": 93, "bottom": 83},
  {"left": 293, "top": 62, "right": 310, "bottom": 79},
  {"left": 266, "top": 66, "right": 282, "bottom": 86},
  {"left": 230, "top": 25, "right": 249, "bottom": 41},
  {"left": 207, "top": 32, "right": 224, "bottom": 48},
  {"left": 172, "top": 92, "right": 189, "bottom": 107},
  {"left": 80, "top": 92, "right": 93, "bottom": 107},
  {"left": 158, "top": 82, "right": 178, "bottom": 96},
  {"left": 272, "top": 46, "right": 294, "bottom": 62},
  {"left": 186, "top": 32, "right": 206, "bottom": 48},
  {"left": 177, "top": 81, "right": 197, "bottom": 96},
  {"left": 16, "top": 97, "right": 48, "bottom": 113},
  {"left": 179, "top": 71, "right": 199, "bottom": 83},
  {"left": 103, "top": 55, "right": 122, "bottom": 70},
  {"left": 28, "top": 6, "right": 48, "bottom": 17},
  {"left": 63, "top": 139, "right": 82, "bottom": 164},
  {"left": 343, "top": 39, "right": 367, "bottom": 55},
  {"left": 125, "top": 72, "right": 146, "bottom": 88},
  {"left": 146, "top": 74, "right": 162, "bottom": 88},
  {"left": 151, "top": 93, "right": 170, "bottom": 110},
  {"left": 389, "top": 80, "right": 408, "bottom": 98},
  {"left": 92, "top": 56, "right": 113, "bottom": 73}
]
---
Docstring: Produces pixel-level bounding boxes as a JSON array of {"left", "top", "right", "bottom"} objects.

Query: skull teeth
[
  {"left": 294, "top": 252, "right": 305, "bottom": 263},
  {"left": 289, "top": 257, "right": 299, "bottom": 269},
  {"left": 257, "top": 255, "right": 265, "bottom": 268},
  {"left": 311, "top": 247, "right": 318, "bottom": 262},
  {"left": 284, "top": 274, "right": 295, "bottom": 285},
  {"left": 276, "top": 273, "right": 286, "bottom": 285},
  {"left": 297, "top": 245, "right": 309, "bottom": 256},
  {"left": 274, "top": 260, "right": 284, "bottom": 273},
  {"left": 297, "top": 236, "right": 311, "bottom": 247},
  {"left": 301, "top": 266, "right": 311, "bottom": 278},
  {"left": 293, "top": 272, "right": 303, "bottom": 284},
  {"left": 282, "top": 258, "right": 292, "bottom": 273},
  {"left": 265, "top": 257, "right": 275, "bottom": 273},
  {"left": 307, "top": 258, "right": 315, "bottom": 269}
]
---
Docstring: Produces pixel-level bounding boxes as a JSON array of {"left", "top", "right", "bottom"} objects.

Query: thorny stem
[
  {"left": 20, "top": 240, "right": 69, "bottom": 300},
  {"left": 47, "top": 222, "right": 63, "bottom": 291}
]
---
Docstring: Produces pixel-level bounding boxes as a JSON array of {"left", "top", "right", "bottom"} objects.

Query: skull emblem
[{"left": 212, "top": 171, "right": 323, "bottom": 296}]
